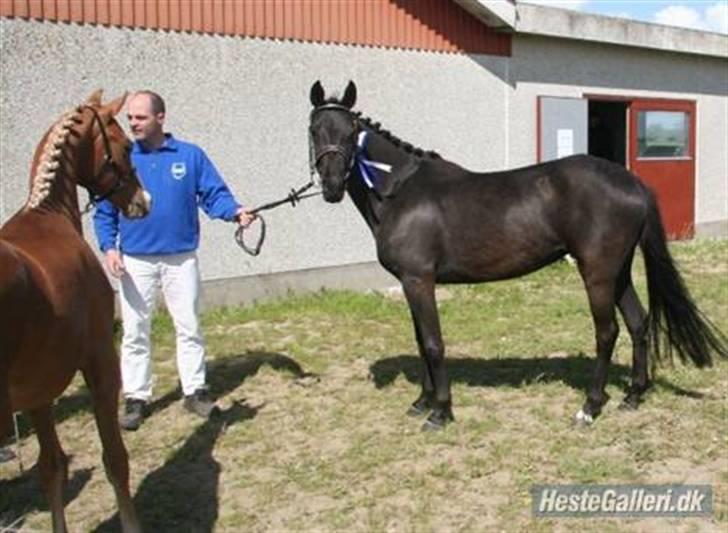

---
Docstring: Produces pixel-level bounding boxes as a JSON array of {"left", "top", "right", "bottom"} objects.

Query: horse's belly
[
  {"left": 436, "top": 246, "right": 566, "bottom": 283},
  {"left": 10, "top": 362, "right": 77, "bottom": 411}
]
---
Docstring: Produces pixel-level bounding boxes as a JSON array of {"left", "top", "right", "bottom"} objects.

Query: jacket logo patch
[{"left": 171, "top": 162, "right": 187, "bottom": 180}]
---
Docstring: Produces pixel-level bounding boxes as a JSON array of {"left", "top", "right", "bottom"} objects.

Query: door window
[{"left": 637, "top": 111, "right": 689, "bottom": 159}]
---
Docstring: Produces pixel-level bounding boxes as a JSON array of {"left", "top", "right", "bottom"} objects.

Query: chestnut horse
[
  {"left": 308, "top": 81, "right": 727, "bottom": 431},
  {"left": 0, "top": 91, "right": 150, "bottom": 532}
]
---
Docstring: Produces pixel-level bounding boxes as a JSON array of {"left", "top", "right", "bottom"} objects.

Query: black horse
[{"left": 308, "top": 80, "right": 727, "bottom": 430}]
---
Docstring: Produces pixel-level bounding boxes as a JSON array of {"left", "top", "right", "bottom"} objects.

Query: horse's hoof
[
  {"left": 573, "top": 408, "right": 594, "bottom": 427},
  {"left": 421, "top": 410, "right": 453, "bottom": 431},
  {"left": 406, "top": 404, "right": 429, "bottom": 417},
  {"left": 619, "top": 396, "right": 640, "bottom": 411},
  {"left": 421, "top": 418, "right": 445, "bottom": 432}
]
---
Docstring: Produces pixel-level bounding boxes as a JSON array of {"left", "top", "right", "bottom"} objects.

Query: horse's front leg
[
  {"left": 406, "top": 315, "right": 435, "bottom": 417},
  {"left": 401, "top": 275, "right": 453, "bottom": 430}
]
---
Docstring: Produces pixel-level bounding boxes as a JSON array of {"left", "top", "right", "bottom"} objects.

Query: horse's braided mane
[
  {"left": 323, "top": 96, "right": 439, "bottom": 159},
  {"left": 354, "top": 112, "right": 440, "bottom": 159},
  {"left": 26, "top": 107, "right": 83, "bottom": 209}
]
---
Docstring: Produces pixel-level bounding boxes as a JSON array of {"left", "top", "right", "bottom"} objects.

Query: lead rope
[
  {"left": 236, "top": 107, "right": 361, "bottom": 256},
  {"left": 234, "top": 181, "right": 321, "bottom": 256},
  {"left": 235, "top": 129, "right": 323, "bottom": 256}
]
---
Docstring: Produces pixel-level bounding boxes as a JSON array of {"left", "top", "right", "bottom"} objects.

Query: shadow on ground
[
  {"left": 0, "top": 459, "right": 92, "bottom": 530},
  {"left": 142, "top": 349, "right": 315, "bottom": 419},
  {"left": 370, "top": 353, "right": 707, "bottom": 400},
  {"left": 4, "top": 351, "right": 311, "bottom": 532},
  {"left": 94, "top": 401, "right": 258, "bottom": 533},
  {"left": 93, "top": 350, "right": 311, "bottom": 532}
]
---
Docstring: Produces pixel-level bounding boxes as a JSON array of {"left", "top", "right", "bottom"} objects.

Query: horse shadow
[
  {"left": 94, "top": 350, "right": 311, "bottom": 532},
  {"left": 207, "top": 349, "right": 316, "bottom": 394},
  {"left": 142, "top": 349, "right": 316, "bottom": 418},
  {"left": 369, "top": 353, "right": 706, "bottom": 400},
  {"left": 94, "top": 401, "right": 258, "bottom": 533},
  {"left": 0, "top": 461, "right": 92, "bottom": 530},
  {"left": 10, "top": 349, "right": 312, "bottom": 437}
]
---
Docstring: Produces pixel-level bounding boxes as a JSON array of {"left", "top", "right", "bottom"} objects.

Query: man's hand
[
  {"left": 236, "top": 207, "right": 257, "bottom": 228},
  {"left": 104, "top": 249, "right": 126, "bottom": 278}
]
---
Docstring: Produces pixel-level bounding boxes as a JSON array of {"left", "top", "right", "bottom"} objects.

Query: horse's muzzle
[
  {"left": 320, "top": 170, "right": 347, "bottom": 203},
  {"left": 322, "top": 185, "right": 345, "bottom": 203}
]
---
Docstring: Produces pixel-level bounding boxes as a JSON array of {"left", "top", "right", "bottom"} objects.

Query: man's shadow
[
  {"left": 370, "top": 353, "right": 706, "bottom": 399},
  {"left": 94, "top": 350, "right": 313, "bottom": 533}
]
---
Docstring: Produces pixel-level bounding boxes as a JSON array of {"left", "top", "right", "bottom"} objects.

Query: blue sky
[{"left": 521, "top": 1, "right": 728, "bottom": 34}]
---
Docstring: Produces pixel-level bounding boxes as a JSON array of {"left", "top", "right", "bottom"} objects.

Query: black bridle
[
  {"left": 80, "top": 105, "right": 132, "bottom": 214},
  {"left": 234, "top": 103, "right": 358, "bottom": 256},
  {"left": 308, "top": 103, "right": 359, "bottom": 184}
]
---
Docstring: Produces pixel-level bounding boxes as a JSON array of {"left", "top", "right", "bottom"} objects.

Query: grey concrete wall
[
  {"left": 0, "top": 19, "right": 507, "bottom": 303},
  {"left": 508, "top": 34, "right": 728, "bottom": 236}
]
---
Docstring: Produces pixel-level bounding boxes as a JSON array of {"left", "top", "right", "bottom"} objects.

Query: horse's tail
[{"left": 639, "top": 191, "right": 728, "bottom": 367}]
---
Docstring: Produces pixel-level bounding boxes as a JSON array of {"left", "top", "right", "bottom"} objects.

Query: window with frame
[{"left": 637, "top": 111, "right": 689, "bottom": 159}]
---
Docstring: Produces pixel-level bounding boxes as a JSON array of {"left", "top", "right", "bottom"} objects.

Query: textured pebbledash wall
[
  {"left": 1, "top": 16, "right": 726, "bottom": 309},
  {"left": 0, "top": 18, "right": 507, "bottom": 299}
]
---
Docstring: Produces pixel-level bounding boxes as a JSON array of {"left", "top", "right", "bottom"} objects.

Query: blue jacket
[{"left": 94, "top": 134, "right": 240, "bottom": 255}]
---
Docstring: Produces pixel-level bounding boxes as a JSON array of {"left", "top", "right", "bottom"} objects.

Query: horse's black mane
[
  {"left": 324, "top": 97, "right": 439, "bottom": 159},
  {"left": 355, "top": 112, "right": 440, "bottom": 159}
]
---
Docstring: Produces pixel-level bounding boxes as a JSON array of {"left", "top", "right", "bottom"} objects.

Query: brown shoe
[{"left": 183, "top": 389, "right": 219, "bottom": 418}]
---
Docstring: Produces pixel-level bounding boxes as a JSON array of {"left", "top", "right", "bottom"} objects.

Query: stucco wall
[
  {"left": 1, "top": 18, "right": 726, "bottom": 308},
  {"left": 0, "top": 19, "right": 507, "bottom": 291},
  {"left": 508, "top": 34, "right": 728, "bottom": 235}
]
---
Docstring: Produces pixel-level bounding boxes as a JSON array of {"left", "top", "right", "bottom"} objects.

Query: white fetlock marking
[{"left": 575, "top": 409, "right": 593, "bottom": 425}]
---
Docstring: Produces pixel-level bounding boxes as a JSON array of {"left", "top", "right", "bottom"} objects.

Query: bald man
[{"left": 94, "top": 91, "right": 255, "bottom": 431}]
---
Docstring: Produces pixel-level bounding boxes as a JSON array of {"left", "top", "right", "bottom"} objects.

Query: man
[{"left": 94, "top": 91, "right": 255, "bottom": 431}]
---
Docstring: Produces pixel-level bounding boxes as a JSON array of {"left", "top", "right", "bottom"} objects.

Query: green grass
[{"left": 1, "top": 240, "right": 727, "bottom": 532}]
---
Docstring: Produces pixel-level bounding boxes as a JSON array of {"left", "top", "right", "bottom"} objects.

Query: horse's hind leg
[
  {"left": 577, "top": 275, "right": 619, "bottom": 426},
  {"left": 617, "top": 279, "right": 650, "bottom": 410},
  {"left": 406, "top": 314, "right": 436, "bottom": 417},
  {"left": 83, "top": 353, "right": 141, "bottom": 533},
  {"left": 28, "top": 405, "right": 69, "bottom": 533}
]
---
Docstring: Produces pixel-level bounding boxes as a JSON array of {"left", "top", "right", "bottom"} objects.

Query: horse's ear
[
  {"left": 85, "top": 89, "right": 104, "bottom": 106},
  {"left": 310, "top": 81, "right": 325, "bottom": 107},
  {"left": 341, "top": 80, "right": 357, "bottom": 109},
  {"left": 106, "top": 92, "right": 128, "bottom": 117}
]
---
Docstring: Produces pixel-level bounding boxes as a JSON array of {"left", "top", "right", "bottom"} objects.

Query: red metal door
[{"left": 629, "top": 99, "right": 696, "bottom": 239}]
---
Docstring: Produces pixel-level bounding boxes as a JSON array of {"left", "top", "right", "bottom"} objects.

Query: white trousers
[{"left": 119, "top": 251, "right": 206, "bottom": 400}]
